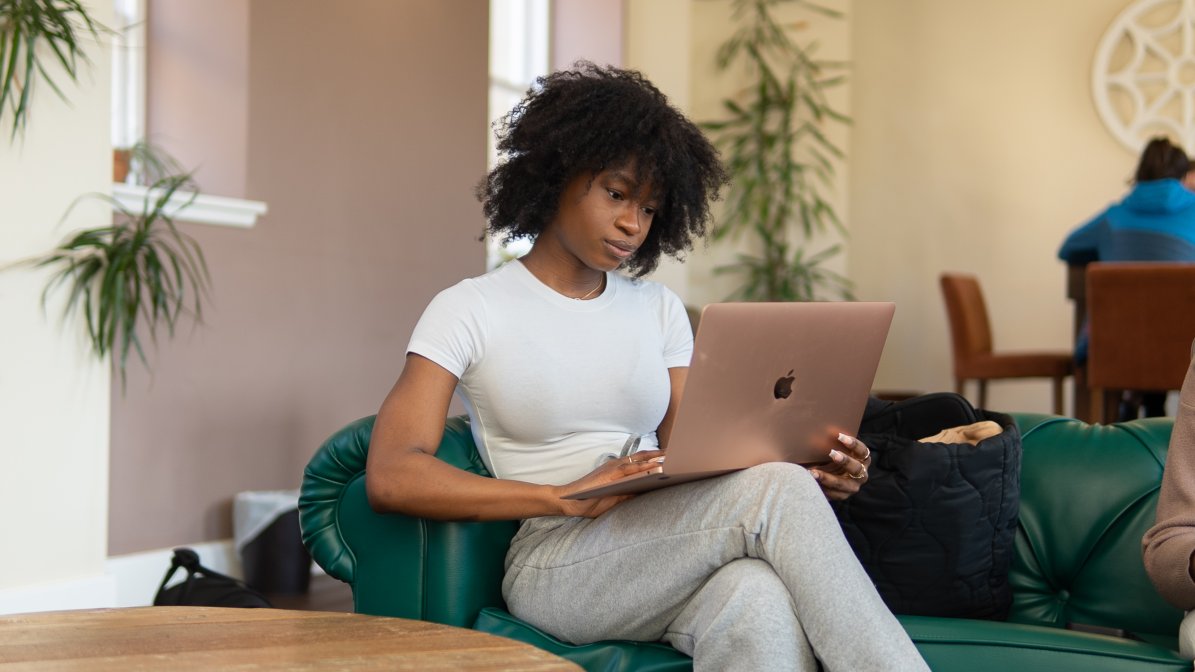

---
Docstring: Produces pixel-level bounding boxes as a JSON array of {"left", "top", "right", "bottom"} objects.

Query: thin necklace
[{"left": 574, "top": 275, "right": 604, "bottom": 301}]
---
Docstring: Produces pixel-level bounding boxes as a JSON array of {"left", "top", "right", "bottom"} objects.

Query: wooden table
[{"left": 0, "top": 606, "right": 582, "bottom": 671}]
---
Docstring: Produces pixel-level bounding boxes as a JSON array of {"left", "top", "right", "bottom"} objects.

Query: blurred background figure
[{"left": 1059, "top": 137, "right": 1195, "bottom": 419}]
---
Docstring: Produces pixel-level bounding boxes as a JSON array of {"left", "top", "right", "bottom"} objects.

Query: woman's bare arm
[{"left": 365, "top": 354, "right": 660, "bottom": 521}]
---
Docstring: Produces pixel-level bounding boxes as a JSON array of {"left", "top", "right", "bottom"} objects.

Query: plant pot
[{"left": 113, "top": 148, "right": 131, "bottom": 183}]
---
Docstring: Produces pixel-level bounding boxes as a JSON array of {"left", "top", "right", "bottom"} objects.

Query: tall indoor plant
[
  {"left": 0, "top": 0, "right": 100, "bottom": 138},
  {"left": 703, "top": 0, "right": 852, "bottom": 301}
]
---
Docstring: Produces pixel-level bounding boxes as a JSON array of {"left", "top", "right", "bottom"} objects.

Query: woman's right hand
[{"left": 551, "top": 449, "right": 666, "bottom": 518}]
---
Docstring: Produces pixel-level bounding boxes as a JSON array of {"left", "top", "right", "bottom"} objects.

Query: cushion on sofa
[{"left": 901, "top": 615, "right": 1188, "bottom": 672}]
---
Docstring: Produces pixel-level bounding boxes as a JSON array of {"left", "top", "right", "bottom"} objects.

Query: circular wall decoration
[{"left": 1093, "top": 0, "right": 1195, "bottom": 155}]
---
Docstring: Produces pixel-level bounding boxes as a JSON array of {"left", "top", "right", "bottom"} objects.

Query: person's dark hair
[
  {"left": 1134, "top": 136, "right": 1189, "bottom": 183},
  {"left": 479, "top": 62, "right": 728, "bottom": 277}
]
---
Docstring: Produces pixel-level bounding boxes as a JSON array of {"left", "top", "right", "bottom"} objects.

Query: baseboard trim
[
  {"left": 106, "top": 539, "right": 241, "bottom": 608},
  {"left": 2, "top": 539, "right": 325, "bottom": 614},
  {"left": 0, "top": 573, "right": 118, "bottom": 616}
]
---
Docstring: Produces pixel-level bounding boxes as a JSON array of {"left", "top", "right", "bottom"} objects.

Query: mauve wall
[
  {"left": 145, "top": 0, "right": 249, "bottom": 198},
  {"left": 109, "top": 0, "right": 488, "bottom": 554},
  {"left": 552, "top": 0, "right": 623, "bottom": 70}
]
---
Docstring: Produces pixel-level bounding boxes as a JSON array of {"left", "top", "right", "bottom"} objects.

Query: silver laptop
[{"left": 564, "top": 301, "right": 895, "bottom": 500}]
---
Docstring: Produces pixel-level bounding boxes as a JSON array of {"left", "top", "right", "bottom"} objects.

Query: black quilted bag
[{"left": 831, "top": 393, "right": 1022, "bottom": 620}]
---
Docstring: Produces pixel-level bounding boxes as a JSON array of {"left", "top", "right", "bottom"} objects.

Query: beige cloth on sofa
[{"left": 918, "top": 421, "right": 1003, "bottom": 445}]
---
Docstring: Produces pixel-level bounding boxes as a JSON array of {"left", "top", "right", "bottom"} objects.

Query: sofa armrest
[{"left": 299, "top": 415, "right": 519, "bottom": 627}]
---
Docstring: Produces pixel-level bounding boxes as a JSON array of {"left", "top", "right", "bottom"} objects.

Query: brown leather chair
[
  {"left": 1085, "top": 262, "right": 1195, "bottom": 423},
  {"left": 940, "top": 273, "right": 1072, "bottom": 414}
]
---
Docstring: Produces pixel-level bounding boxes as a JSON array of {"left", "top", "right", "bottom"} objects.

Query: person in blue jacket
[
  {"left": 1060, "top": 137, "right": 1195, "bottom": 264},
  {"left": 1059, "top": 136, "right": 1195, "bottom": 418}
]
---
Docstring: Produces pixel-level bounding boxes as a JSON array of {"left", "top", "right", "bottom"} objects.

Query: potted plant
[
  {"left": 0, "top": 0, "right": 101, "bottom": 138},
  {"left": 113, "top": 138, "right": 188, "bottom": 184},
  {"left": 703, "top": 0, "right": 852, "bottom": 301},
  {"left": 30, "top": 146, "right": 211, "bottom": 390}
]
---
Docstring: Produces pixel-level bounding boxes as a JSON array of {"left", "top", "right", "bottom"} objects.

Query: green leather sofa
[{"left": 299, "top": 413, "right": 1188, "bottom": 671}]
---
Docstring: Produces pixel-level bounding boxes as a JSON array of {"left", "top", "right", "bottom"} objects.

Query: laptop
[{"left": 563, "top": 301, "right": 895, "bottom": 500}]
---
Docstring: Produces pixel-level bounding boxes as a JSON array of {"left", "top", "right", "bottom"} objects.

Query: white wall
[{"left": 0, "top": 0, "right": 115, "bottom": 611}]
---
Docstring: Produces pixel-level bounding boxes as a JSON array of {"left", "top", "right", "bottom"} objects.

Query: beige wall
[
  {"left": 627, "top": 0, "right": 1137, "bottom": 415},
  {"left": 850, "top": 0, "right": 1132, "bottom": 412},
  {"left": 0, "top": 0, "right": 114, "bottom": 605},
  {"left": 625, "top": 0, "right": 693, "bottom": 297},
  {"left": 109, "top": 0, "right": 489, "bottom": 554}
]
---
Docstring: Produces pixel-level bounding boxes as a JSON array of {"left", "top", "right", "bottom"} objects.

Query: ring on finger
[
  {"left": 848, "top": 464, "right": 868, "bottom": 480},
  {"left": 859, "top": 446, "right": 871, "bottom": 462}
]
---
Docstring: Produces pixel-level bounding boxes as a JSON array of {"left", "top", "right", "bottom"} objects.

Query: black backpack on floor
[
  {"left": 832, "top": 393, "right": 1022, "bottom": 620},
  {"left": 153, "top": 547, "right": 272, "bottom": 608}
]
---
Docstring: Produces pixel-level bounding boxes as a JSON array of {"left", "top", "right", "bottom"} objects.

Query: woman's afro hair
[{"left": 478, "top": 62, "right": 728, "bottom": 277}]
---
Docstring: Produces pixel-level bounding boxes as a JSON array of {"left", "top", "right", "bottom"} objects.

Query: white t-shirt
[{"left": 407, "top": 260, "right": 693, "bottom": 485}]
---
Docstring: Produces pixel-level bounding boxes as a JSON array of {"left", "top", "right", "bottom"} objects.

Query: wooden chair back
[
  {"left": 940, "top": 273, "right": 994, "bottom": 371},
  {"left": 1086, "top": 262, "right": 1195, "bottom": 418}
]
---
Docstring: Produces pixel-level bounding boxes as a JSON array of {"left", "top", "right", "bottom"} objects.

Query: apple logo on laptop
[{"left": 773, "top": 369, "right": 795, "bottom": 400}]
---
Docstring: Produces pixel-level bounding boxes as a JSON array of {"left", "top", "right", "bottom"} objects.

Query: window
[
  {"left": 487, "top": 0, "right": 550, "bottom": 268},
  {"left": 107, "top": 1, "right": 266, "bottom": 227},
  {"left": 110, "top": 0, "right": 146, "bottom": 155}
]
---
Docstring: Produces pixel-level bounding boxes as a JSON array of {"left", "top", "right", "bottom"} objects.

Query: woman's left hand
[{"left": 809, "top": 433, "right": 871, "bottom": 501}]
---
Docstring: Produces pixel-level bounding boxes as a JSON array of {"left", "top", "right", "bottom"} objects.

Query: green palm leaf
[{"left": 0, "top": 0, "right": 102, "bottom": 138}]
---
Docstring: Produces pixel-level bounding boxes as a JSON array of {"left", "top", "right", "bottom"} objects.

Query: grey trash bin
[{"left": 234, "top": 489, "right": 311, "bottom": 595}]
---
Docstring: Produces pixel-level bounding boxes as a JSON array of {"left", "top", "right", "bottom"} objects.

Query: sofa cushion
[
  {"left": 901, "top": 615, "right": 1189, "bottom": 672},
  {"left": 475, "top": 607, "right": 692, "bottom": 672}
]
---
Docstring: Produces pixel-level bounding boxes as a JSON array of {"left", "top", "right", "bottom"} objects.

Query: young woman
[{"left": 365, "top": 63, "right": 928, "bottom": 672}]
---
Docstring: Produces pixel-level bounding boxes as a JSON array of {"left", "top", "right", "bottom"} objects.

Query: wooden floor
[{"left": 263, "top": 571, "right": 354, "bottom": 612}]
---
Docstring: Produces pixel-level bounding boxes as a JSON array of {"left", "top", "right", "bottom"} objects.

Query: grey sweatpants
[{"left": 502, "top": 462, "right": 929, "bottom": 672}]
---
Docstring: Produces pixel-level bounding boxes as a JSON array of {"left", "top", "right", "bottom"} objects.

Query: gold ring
[
  {"left": 626, "top": 456, "right": 635, "bottom": 465},
  {"left": 860, "top": 446, "right": 871, "bottom": 461},
  {"left": 848, "top": 465, "right": 868, "bottom": 480}
]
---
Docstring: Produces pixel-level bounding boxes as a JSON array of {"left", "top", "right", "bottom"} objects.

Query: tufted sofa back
[{"left": 1008, "top": 414, "right": 1182, "bottom": 642}]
